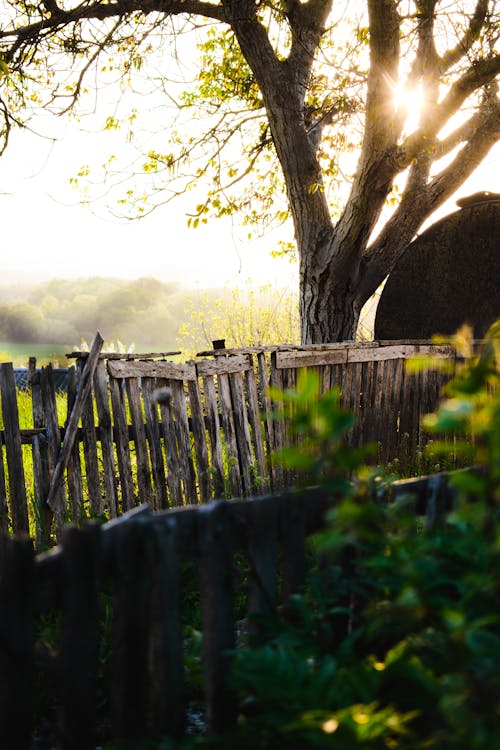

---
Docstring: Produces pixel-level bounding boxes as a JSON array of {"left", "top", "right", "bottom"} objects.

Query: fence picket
[
  {"left": 245, "top": 363, "right": 269, "bottom": 493},
  {"left": 112, "top": 518, "right": 153, "bottom": 740},
  {"left": 64, "top": 367, "right": 84, "bottom": 525},
  {"left": 188, "top": 377, "right": 211, "bottom": 502},
  {"left": 61, "top": 523, "right": 100, "bottom": 750},
  {"left": 141, "top": 378, "right": 168, "bottom": 511},
  {"left": 0, "top": 536, "right": 35, "bottom": 749},
  {"left": 217, "top": 372, "right": 243, "bottom": 497},
  {"left": 0, "top": 435, "right": 8, "bottom": 534},
  {"left": 77, "top": 359, "right": 102, "bottom": 517},
  {"left": 245, "top": 497, "right": 279, "bottom": 634},
  {"left": 149, "top": 519, "right": 185, "bottom": 738},
  {"left": 228, "top": 370, "right": 254, "bottom": 496},
  {"left": 93, "top": 360, "right": 118, "bottom": 517},
  {"left": 197, "top": 501, "right": 237, "bottom": 733},
  {"left": 0, "top": 363, "right": 28, "bottom": 534},
  {"left": 108, "top": 376, "right": 135, "bottom": 511},
  {"left": 170, "top": 380, "right": 197, "bottom": 503},
  {"left": 126, "top": 377, "right": 153, "bottom": 506},
  {"left": 157, "top": 379, "right": 184, "bottom": 507},
  {"left": 201, "top": 374, "right": 225, "bottom": 499}
]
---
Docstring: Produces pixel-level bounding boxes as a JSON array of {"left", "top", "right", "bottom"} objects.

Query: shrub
[{"left": 197, "top": 323, "right": 500, "bottom": 750}]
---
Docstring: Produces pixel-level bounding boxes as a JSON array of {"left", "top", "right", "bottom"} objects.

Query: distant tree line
[{"left": 0, "top": 277, "right": 300, "bottom": 354}]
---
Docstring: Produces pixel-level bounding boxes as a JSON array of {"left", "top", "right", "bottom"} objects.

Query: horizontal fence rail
[
  {"left": 0, "top": 474, "right": 459, "bottom": 748},
  {"left": 0, "top": 335, "right": 460, "bottom": 542}
]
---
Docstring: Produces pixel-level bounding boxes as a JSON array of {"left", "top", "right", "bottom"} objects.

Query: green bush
[{"left": 195, "top": 323, "right": 500, "bottom": 750}]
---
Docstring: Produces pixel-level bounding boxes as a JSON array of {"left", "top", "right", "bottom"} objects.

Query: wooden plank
[
  {"left": 197, "top": 501, "right": 237, "bottom": 733},
  {"left": 350, "top": 361, "right": 364, "bottom": 447},
  {"left": 60, "top": 523, "right": 100, "bottom": 750},
  {"left": 77, "top": 358, "right": 102, "bottom": 517},
  {"left": 196, "top": 356, "right": 251, "bottom": 377},
  {"left": 269, "top": 352, "right": 285, "bottom": 491},
  {"left": 373, "top": 359, "right": 386, "bottom": 452},
  {"left": 141, "top": 378, "right": 168, "bottom": 511},
  {"left": 157, "top": 380, "right": 184, "bottom": 507},
  {"left": 276, "top": 348, "right": 348, "bottom": 369},
  {"left": 0, "top": 536, "right": 35, "bottom": 750},
  {"left": 46, "top": 332, "right": 104, "bottom": 514},
  {"left": 228, "top": 371, "right": 254, "bottom": 496},
  {"left": 30, "top": 370, "right": 53, "bottom": 545},
  {"left": 218, "top": 372, "right": 243, "bottom": 497},
  {"left": 245, "top": 364, "right": 269, "bottom": 493},
  {"left": 0, "top": 363, "right": 29, "bottom": 534},
  {"left": 65, "top": 367, "right": 84, "bottom": 526},
  {"left": 112, "top": 518, "right": 153, "bottom": 740},
  {"left": 107, "top": 359, "right": 195, "bottom": 381},
  {"left": 93, "top": 360, "right": 118, "bottom": 518},
  {"left": 108, "top": 376, "right": 135, "bottom": 512},
  {"left": 256, "top": 352, "right": 275, "bottom": 465},
  {"left": 0, "top": 435, "right": 8, "bottom": 535},
  {"left": 41, "top": 365, "right": 67, "bottom": 534},
  {"left": 280, "top": 494, "right": 307, "bottom": 605},
  {"left": 187, "top": 378, "right": 211, "bottom": 502},
  {"left": 149, "top": 518, "right": 185, "bottom": 738},
  {"left": 244, "top": 497, "right": 279, "bottom": 635},
  {"left": 202, "top": 376, "right": 225, "bottom": 499},
  {"left": 170, "top": 380, "right": 197, "bottom": 503},
  {"left": 347, "top": 344, "right": 410, "bottom": 363},
  {"left": 126, "top": 377, "right": 153, "bottom": 505}
]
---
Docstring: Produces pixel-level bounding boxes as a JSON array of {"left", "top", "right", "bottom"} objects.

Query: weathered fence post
[
  {"left": 60, "top": 523, "right": 101, "bottom": 750},
  {"left": 46, "top": 332, "right": 103, "bottom": 515},
  {"left": 197, "top": 501, "right": 237, "bottom": 733},
  {"left": 149, "top": 518, "right": 185, "bottom": 738},
  {"left": 112, "top": 517, "right": 154, "bottom": 740},
  {"left": 0, "top": 535, "right": 35, "bottom": 749},
  {"left": 0, "top": 362, "right": 29, "bottom": 534}
]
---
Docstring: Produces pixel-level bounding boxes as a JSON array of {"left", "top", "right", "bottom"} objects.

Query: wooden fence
[
  {"left": 0, "top": 333, "right": 458, "bottom": 543},
  {"left": 0, "top": 474, "right": 458, "bottom": 749}
]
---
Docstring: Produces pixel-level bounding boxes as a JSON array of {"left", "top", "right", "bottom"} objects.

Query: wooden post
[
  {"left": 76, "top": 358, "right": 102, "bottom": 517},
  {"left": 60, "top": 523, "right": 101, "bottom": 750},
  {"left": 0, "top": 434, "right": 8, "bottom": 535},
  {"left": 65, "top": 367, "right": 84, "bottom": 523},
  {"left": 197, "top": 501, "right": 237, "bottom": 733},
  {"left": 0, "top": 535, "right": 35, "bottom": 749},
  {"left": 245, "top": 497, "right": 279, "bottom": 635},
  {"left": 31, "top": 369, "right": 53, "bottom": 546},
  {"left": 112, "top": 517, "right": 153, "bottom": 740},
  {"left": 149, "top": 518, "right": 186, "bottom": 738},
  {"left": 93, "top": 360, "right": 118, "bottom": 517},
  {"left": 0, "top": 362, "right": 29, "bottom": 533}
]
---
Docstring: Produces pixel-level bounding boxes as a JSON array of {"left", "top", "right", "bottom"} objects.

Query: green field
[{"left": 0, "top": 341, "right": 71, "bottom": 367}]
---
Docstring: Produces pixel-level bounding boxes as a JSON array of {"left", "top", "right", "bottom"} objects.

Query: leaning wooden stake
[{"left": 46, "top": 332, "right": 104, "bottom": 513}]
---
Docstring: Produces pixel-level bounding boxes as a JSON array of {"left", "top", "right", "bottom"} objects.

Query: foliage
[
  {"left": 1, "top": 2, "right": 498, "bottom": 341},
  {"left": 192, "top": 323, "right": 500, "bottom": 749},
  {"left": 177, "top": 281, "right": 300, "bottom": 356}
]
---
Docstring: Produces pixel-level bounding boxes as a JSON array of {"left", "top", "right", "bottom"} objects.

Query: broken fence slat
[{"left": 46, "top": 332, "right": 104, "bottom": 513}]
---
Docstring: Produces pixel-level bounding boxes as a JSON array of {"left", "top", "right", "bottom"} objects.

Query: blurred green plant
[{"left": 197, "top": 322, "right": 500, "bottom": 750}]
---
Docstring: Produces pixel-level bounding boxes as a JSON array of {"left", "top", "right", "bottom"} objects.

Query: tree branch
[
  {"left": 356, "top": 94, "right": 500, "bottom": 306},
  {"left": 439, "top": 0, "right": 490, "bottom": 73},
  {"left": 0, "top": 0, "right": 227, "bottom": 54},
  {"left": 396, "top": 54, "right": 500, "bottom": 169}
]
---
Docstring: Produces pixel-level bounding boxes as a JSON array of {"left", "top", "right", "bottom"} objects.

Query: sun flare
[{"left": 392, "top": 82, "right": 424, "bottom": 132}]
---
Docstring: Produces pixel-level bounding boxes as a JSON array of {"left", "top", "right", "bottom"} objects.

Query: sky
[
  {"left": 0, "top": 44, "right": 498, "bottom": 295},
  {"left": 0, "top": 116, "right": 298, "bottom": 291}
]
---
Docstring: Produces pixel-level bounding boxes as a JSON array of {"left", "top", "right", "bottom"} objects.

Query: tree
[{"left": 1, "top": 1, "right": 499, "bottom": 342}]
